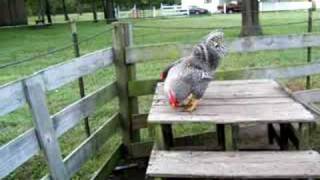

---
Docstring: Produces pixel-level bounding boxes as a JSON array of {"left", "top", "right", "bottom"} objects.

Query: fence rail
[
  {"left": 0, "top": 81, "right": 118, "bottom": 179},
  {"left": 2, "top": 23, "right": 320, "bottom": 179},
  {"left": 0, "top": 80, "right": 25, "bottom": 116},
  {"left": 0, "top": 48, "right": 113, "bottom": 116},
  {"left": 126, "top": 33, "right": 320, "bottom": 64},
  {"left": 0, "top": 128, "right": 39, "bottom": 178},
  {"left": 260, "top": 1, "right": 313, "bottom": 12},
  {"left": 0, "top": 47, "right": 115, "bottom": 179},
  {"left": 160, "top": 4, "right": 189, "bottom": 17},
  {"left": 128, "top": 61, "right": 320, "bottom": 97}
]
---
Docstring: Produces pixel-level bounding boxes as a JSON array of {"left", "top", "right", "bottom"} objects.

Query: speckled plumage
[{"left": 163, "top": 31, "right": 226, "bottom": 106}]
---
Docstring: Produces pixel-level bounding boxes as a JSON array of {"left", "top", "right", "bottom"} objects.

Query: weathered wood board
[
  {"left": 292, "top": 89, "right": 320, "bottom": 115},
  {"left": 0, "top": 80, "right": 26, "bottom": 116},
  {"left": 147, "top": 150, "right": 320, "bottom": 178},
  {"left": 63, "top": 113, "right": 120, "bottom": 177},
  {"left": 0, "top": 129, "right": 40, "bottom": 178},
  {"left": 293, "top": 89, "right": 320, "bottom": 104},
  {"left": 0, "top": 48, "right": 113, "bottom": 117},
  {"left": 126, "top": 33, "right": 320, "bottom": 64},
  {"left": 0, "top": 81, "right": 118, "bottom": 179},
  {"left": 41, "top": 48, "right": 113, "bottom": 91},
  {"left": 52, "top": 81, "right": 118, "bottom": 137},
  {"left": 148, "top": 80, "right": 314, "bottom": 124},
  {"left": 24, "top": 78, "right": 69, "bottom": 179},
  {"left": 128, "top": 62, "right": 320, "bottom": 97},
  {"left": 41, "top": 113, "right": 121, "bottom": 180}
]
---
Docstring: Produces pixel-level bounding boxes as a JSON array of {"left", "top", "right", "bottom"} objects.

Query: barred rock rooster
[{"left": 161, "top": 31, "right": 226, "bottom": 112}]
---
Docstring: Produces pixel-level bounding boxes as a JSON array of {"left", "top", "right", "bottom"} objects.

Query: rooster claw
[
  {"left": 183, "top": 99, "right": 199, "bottom": 112},
  {"left": 184, "top": 106, "right": 197, "bottom": 112}
]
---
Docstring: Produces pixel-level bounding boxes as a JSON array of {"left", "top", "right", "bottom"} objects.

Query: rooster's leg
[
  {"left": 184, "top": 98, "right": 199, "bottom": 112},
  {"left": 184, "top": 94, "right": 193, "bottom": 107}
]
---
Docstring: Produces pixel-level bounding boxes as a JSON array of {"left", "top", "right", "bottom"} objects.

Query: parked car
[
  {"left": 217, "top": 1, "right": 242, "bottom": 13},
  {"left": 188, "top": 6, "right": 209, "bottom": 15}
]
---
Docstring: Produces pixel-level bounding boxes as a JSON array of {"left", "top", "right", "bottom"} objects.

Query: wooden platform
[
  {"left": 147, "top": 150, "right": 320, "bottom": 179},
  {"left": 148, "top": 80, "right": 315, "bottom": 124}
]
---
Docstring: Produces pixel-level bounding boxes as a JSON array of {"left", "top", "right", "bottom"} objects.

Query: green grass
[{"left": 1, "top": 11, "right": 320, "bottom": 179}]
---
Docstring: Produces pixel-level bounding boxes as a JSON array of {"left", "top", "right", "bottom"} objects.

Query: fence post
[
  {"left": 306, "top": 0, "right": 313, "bottom": 89},
  {"left": 113, "top": 22, "right": 140, "bottom": 154},
  {"left": 153, "top": 6, "right": 156, "bottom": 17},
  {"left": 127, "top": 24, "right": 140, "bottom": 142},
  {"left": 23, "top": 77, "right": 69, "bottom": 180},
  {"left": 114, "top": 7, "right": 118, "bottom": 19},
  {"left": 70, "top": 20, "right": 91, "bottom": 137}
]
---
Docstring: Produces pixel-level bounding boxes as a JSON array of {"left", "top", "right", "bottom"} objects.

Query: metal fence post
[
  {"left": 70, "top": 20, "right": 91, "bottom": 137},
  {"left": 306, "top": 0, "right": 313, "bottom": 89}
]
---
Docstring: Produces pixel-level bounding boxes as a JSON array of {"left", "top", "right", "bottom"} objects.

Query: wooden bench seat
[{"left": 147, "top": 150, "right": 320, "bottom": 179}]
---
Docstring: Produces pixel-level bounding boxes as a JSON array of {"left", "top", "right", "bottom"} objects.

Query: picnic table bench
[{"left": 146, "top": 79, "right": 320, "bottom": 179}]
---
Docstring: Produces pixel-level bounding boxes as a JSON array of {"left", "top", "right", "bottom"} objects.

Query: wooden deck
[
  {"left": 148, "top": 79, "right": 315, "bottom": 124},
  {"left": 147, "top": 150, "right": 320, "bottom": 179}
]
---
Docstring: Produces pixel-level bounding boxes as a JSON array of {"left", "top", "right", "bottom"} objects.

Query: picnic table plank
[
  {"left": 154, "top": 83, "right": 288, "bottom": 99},
  {"left": 152, "top": 97, "right": 295, "bottom": 106},
  {"left": 148, "top": 80, "right": 315, "bottom": 124},
  {"left": 149, "top": 103, "right": 314, "bottom": 123},
  {"left": 147, "top": 150, "right": 320, "bottom": 178}
]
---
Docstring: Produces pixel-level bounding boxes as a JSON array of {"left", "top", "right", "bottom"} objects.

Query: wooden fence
[{"left": 1, "top": 22, "right": 320, "bottom": 179}]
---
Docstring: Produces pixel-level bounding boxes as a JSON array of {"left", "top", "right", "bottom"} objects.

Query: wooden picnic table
[{"left": 148, "top": 79, "right": 315, "bottom": 151}]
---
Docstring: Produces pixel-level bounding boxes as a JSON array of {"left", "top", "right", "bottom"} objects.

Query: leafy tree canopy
[{"left": 26, "top": 0, "right": 181, "bottom": 15}]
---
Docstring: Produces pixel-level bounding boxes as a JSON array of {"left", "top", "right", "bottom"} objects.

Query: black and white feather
[{"left": 163, "top": 31, "right": 227, "bottom": 105}]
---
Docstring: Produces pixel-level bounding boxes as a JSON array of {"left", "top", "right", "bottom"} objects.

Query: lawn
[{"left": 1, "top": 10, "right": 320, "bottom": 179}]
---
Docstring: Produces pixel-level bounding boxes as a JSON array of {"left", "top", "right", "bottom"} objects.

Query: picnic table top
[{"left": 147, "top": 79, "right": 315, "bottom": 124}]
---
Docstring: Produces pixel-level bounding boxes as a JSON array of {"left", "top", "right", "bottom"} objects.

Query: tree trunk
[
  {"left": 102, "top": 0, "right": 107, "bottom": 19},
  {"left": 38, "top": 0, "right": 45, "bottom": 23},
  {"left": 62, "top": 0, "right": 69, "bottom": 21},
  {"left": 104, "top": 0, "right": 116, "bottom": 23},
  {"left": 77, "top": 0, "right": 83, "bottom": 15},
  {"left": 44, "top": 0, "right": 52, "bottom": 24},
  {"left": 240, "top": 0, "right": 262, "bottom": 36},
  {"left": 92, "top": 0, "right": 98, "bottom": 22}
]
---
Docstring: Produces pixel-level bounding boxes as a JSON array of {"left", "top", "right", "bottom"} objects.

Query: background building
[{"left": 181, "top": 0, "right": 221, "bottom": 13}]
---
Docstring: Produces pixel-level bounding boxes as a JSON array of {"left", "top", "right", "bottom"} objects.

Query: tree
[
  {"left": 37, "top": 0, "right": 45, "bottom": 23},
  {"left": 102, "top": 0, "right": 107, "bottom": 19},
  {"left": 76, "top": 0, "right": 83, "bottom": 15},
  {"left": 240, "top": 0, "right": 262, "bottom": 36},
  {"left": 44, "top": 0, "right": 52, "bottom": 23},
  {"left": 102, "top": 0, "right": 116, "bottom": 23},
  {"left": 91, "top": 0, "right": 98, "bottom": 22},
  {"left": 61, "top": 0, "right": 69, "bottom": 21}
]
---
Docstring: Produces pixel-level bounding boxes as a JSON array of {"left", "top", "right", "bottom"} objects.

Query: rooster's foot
[
  {"left": 184, "top": 99, "right": 199, "bottom": 112},
  {"left": 184, "top": 95, "right": 193, "bottom": 107}
]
